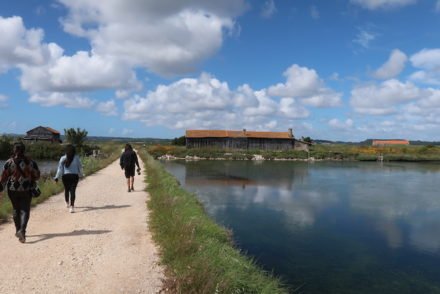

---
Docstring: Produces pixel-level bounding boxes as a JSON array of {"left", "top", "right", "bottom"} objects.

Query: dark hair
[
  {"left": 64, "top": 144, "right": 76, "bottom": 168},
  {"left": 13, "top": 141, "right": 25, "bottom": 157},
  {"left": 125, "top": 144, "right": 132, "bottom": 152}
]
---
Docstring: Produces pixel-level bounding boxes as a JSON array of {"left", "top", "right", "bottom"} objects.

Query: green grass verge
[
  {"left": 0, "top": 142, "right": 122, "bottom": 222},
  {"left": 138, "top": 149, "right": 288, "bottom": 294}
]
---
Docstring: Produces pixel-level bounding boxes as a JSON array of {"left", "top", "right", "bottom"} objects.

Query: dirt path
[{"left": 0, "top": 158, "right": 164, "bottom": 294}]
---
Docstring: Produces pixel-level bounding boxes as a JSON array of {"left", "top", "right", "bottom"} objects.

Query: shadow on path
[
  {"left": 75, "top": 204, "right": 131, "bottom": 212},
  {"left": 26, "top": 229, "right": 112, "bottom": 244}
]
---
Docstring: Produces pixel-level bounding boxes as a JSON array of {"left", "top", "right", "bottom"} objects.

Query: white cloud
[
  {"left": 409, "top": 48, "right": 440, "bottom": 85},
  {"left": 97, "top": 100, "right": 118, "bottom": 116},
  {"left": 436, "top": 0, "right": 440, "bottom": 12},
  {"left": 328, "top": 118, "right": 354, "bottom": 130},
  {"left": 57, "top": 0, "right": 247, "bottom": 76},
  {"left": 350, "top": 79, "right": 422, "bottom": 115},
  {"left": 373, "top": 49, "right": 407, "bottom": 79},
  {"left": 261, "top": 0, "right": 277, "bottom": 19},
  {"left": 123, "top": 73, "right": 310, "bottom": 130},
  {"left": 310, "top": 5, "right": 320, "bottom": 19},
  {"left": 108, "top": 128, "right": 115, "bottom": 134},
  {"left": 353, "top": 28, "right": 376, "bottom": 48},
  {"left": 20, "top": 50, "right": 141, "bottom": 93},
  {"left": 29, "top": 92, "right": 95, "bottom": 108},
  {"left": 268, "top": 64, "right": 342, "bottom": 107},
  {"left": 0, "top": 16, "right": 51, "bottom": 73},
  {"left": 350, "top": 0, "right": 417, "bottom": 10}
]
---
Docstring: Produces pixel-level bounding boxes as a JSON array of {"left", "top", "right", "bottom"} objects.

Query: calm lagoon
[
  {"left": 163, "top": 160, "right": 440, "bottom": 293},
  {"left": 0, "top": 160, "right": 58, "bottom": 175}
]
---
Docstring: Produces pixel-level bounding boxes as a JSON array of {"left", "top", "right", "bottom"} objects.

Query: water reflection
[{"left": 164, "top": 160, "right": 440, "bottom": 293}]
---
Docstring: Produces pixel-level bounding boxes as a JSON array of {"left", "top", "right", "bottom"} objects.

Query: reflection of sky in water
[{"left": 163, "top": 160, "right": 440, "bottom": 293}]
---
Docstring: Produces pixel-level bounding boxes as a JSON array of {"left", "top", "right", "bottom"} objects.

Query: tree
[
  {"left": 64, "top": 128, "right": 88, "bottom": 147},
  {"left": 301, "top": 136, "right": 312, "bottom": 144},
  {"left": 171, "top": 136, "right": 186, "bottom": 146}
]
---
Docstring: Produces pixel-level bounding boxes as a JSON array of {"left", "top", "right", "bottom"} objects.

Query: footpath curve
[{"left": 0, "top": 158, "right": 164, "bottom": 294}]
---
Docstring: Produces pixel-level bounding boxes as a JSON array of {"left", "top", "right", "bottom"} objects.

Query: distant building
[
  {"left": 24, "top": 126, "right": 62, "bottom": 143},
  {"left": 185, "top": 129, "right": 310, "bottom": 151},
  {"left": 372, "top": 139, "right": 409, "bottom": 146}
]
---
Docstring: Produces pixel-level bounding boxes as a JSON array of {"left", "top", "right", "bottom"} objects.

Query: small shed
[
  {"left": 372, "top": 139, "right": 409, "bottom": 146},
  {"left": 186, "top": 128, "right": 310, "bottom": 151},
  {"left": 23, "top": 126, "right": 62, "bottom": 143}
]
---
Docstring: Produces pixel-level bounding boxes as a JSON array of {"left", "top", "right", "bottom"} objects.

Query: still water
[
  {"left": 0, "top": 160, "right": 58, "bottom": 175},
  {"left": 163, "top": 160, "right": 440, "bottom": 293}
]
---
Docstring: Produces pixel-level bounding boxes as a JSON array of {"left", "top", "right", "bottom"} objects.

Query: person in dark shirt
[
  {"left": 0, "top": 142, "right": 40, "bottom": 243},
  {"left": 119, "top": 144, "right": 140, "bottom": 192}
]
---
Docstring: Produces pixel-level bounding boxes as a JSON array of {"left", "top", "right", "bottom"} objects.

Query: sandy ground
[{"left": 0, "top": 158, "right": 164, "bottom": 294}]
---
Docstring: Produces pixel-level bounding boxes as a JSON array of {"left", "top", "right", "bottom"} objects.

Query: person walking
[
  {"left": 120, "top": 144, "right": 140, "bottom": 192},
  {"left": 0, "top": 142, "right": 40, "bottom": 243},
  {"left": 54, "top": 144, "right": 83, "bottom": 213}
]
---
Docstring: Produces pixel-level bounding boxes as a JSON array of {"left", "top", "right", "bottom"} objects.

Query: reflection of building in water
[{"left": 184, "top": 161, "right": 309, "bottom": 190}]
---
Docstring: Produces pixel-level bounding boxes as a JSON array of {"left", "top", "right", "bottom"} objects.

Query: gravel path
[{"left": 0, "top": 158, "right": 164, "bottom": 294}]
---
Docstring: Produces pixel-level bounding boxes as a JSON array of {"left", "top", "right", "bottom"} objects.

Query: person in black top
[
  {"left": 0, "top": 142, "right": 40, "bottom": 243},
  {"left": 119, "top": 144, "right": 140, "bottom": 192}
]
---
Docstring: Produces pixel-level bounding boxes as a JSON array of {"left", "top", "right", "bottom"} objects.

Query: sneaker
[
  {"left": 130, "top": 186, "right": 134, "bottom": 191},
  {"left": 66, "top": 202, "right": 70, "bottom": 208},
  {"left": 16, "top": 230, "right": 26, "bottom": 243},
  {"left": 69, "top": 206, "right": 75, "bottom": 213},
  {"left": 128, "top": 188, "right": 131, "bottom": 192}
]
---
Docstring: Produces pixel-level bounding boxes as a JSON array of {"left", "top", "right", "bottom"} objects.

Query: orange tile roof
[
  {"left": 186, "top": 130, "right": 293, "bottom": 139},
  {"left": 372, "top": 139, "right": 409, "bottom": 145}
]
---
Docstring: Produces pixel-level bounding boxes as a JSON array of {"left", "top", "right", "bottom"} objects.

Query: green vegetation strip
[
  {"left": 0, "top": 143, "right": 122, "bottom": 222},
  {"left": 148, "top": 144, "right": 440, "bottom": 162},
  {"left": 138, "top": 149, "right": 287, "bottom": 293}
]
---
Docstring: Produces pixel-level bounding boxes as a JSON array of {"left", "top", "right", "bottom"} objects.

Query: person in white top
[{"left": 54, "top": 144, "right": 83, "bottom": 213}]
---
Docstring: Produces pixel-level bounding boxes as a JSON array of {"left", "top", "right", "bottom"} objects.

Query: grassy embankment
[
  {"left": 138, "top": 148, "right": 288, "bottom": 293},
  {"left": 148, "top": 144, "right": 440, "bottom": 162},
  {"left": 0, "top": 142, "right": 122, "bottom": 222}
]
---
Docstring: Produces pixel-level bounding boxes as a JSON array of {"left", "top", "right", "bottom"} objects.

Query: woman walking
[
  {"left": 120, "top": 144, "right": 140, "bottom": 192},
  {"left": 0, "top": 142, "right": 40, "bottom": 243},
  {"left": 54, "top": 144, "right": 83, "bottom": 213}
]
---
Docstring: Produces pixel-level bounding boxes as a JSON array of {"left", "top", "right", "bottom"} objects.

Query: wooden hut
[
  {"left": 23, "top": 126, "right": 62, "bottom": 143},
  {"left": 186, "top": 128, "right": 310, "bottom": 151}
]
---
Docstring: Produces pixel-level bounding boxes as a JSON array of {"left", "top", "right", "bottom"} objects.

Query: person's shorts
[{"left": 124, "top": 166, "right": 136, "bottom": 178}]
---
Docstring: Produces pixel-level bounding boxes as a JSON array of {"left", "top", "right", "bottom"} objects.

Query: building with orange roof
[
  {"left": 186, "top": 128, "right": 310, "bottom": 151},
  {"left": 372, "top": 139, "right": 410, "bottom": 146},
  {"left": 23, "top": 126, "right": 62, "bottom": 143}
]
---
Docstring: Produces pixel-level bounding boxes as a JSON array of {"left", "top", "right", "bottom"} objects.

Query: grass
[
  {"left": 138, "top": 148, "right": 288, "bottom": 294},
  {"left": 147, "top": 144, "right": 440, "bottom": 162},
  {"left": 0, "top": 142, "right": 122, "bottom": 222}
]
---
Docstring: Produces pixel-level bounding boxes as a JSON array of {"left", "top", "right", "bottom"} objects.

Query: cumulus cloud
[
  {"left": 373, "top": 49, "right": 407, "bottom": 79},
  {"left": 350, "top": 79, "right": 422, "bottom": 115},
  {"left": 29, "top": 92, "right": 95, "bottom": 108},
  {"left": 97, "top": 100, "right": 118, "bottom": 116},
  {"left": 123, "top": 73, "right": 310, "bottom": 130},
  {"left": 0, "top": 16, "right": 51, "bottom": 72},
  {"left": 261, "top": 0, "right": 277, "bottom": 19},
  {"left": 268, "top": 64, "right": 342, "bottom": 107},
  {"left": 57, "top": 0, "right": 247, "bottom": 76},
  {"left": 409, "top": 48, "right": 440, "bottom": 85},
  {"left": 350, "top": 0, "right": 417, "bottom": 10}
]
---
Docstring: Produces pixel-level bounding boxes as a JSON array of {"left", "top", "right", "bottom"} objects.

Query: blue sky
[{"left": 0, "top": 0, "right": 440, "bottom": 141}]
